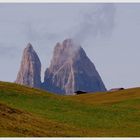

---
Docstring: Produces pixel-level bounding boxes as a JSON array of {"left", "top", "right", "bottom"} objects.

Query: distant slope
[
  {"left": 67, "top": 87, "right": 140, "bottom": 105},
  {"left": 0, "top": 81, "right": 140, "bottom": 137}
]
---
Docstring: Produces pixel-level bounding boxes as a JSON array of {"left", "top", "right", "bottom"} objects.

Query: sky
[{"left": 0, "top": 3, "right": 140, "bottom": 90}]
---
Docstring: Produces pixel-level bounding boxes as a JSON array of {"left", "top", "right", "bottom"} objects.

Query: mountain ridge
[{"left": 16, "top": 39, "right": 106, "bottom": 95}]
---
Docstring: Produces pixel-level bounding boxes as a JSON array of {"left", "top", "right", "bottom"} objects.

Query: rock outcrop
[
  {"left": 15, "top": 43, "right": 41, "bottom": 88},
  {"left": 43, "top": 39, "right": 106, "bottom": 95}
]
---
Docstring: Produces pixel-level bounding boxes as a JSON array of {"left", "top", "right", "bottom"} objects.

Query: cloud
[{"left": 73, "top": 3, "right": 116, "bottom": 43}]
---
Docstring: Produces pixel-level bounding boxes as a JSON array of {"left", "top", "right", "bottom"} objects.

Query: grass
[{"left": 0, "top": 81, "right": 140, "bottom": 137}]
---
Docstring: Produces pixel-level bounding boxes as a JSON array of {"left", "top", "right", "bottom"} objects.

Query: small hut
[
  {"left": 109, "top": 88, "right": 124, "bottom": 92},
  {"left": 74, "top": 90, "right": 87, "bottom": 95}
]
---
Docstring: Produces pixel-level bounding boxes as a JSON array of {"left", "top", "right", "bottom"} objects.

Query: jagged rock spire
[
  {"left": 43, "top": 39, "right": 106, "bottom": 95},
  {"left": 15, "top": 43, "right": 41, "bottom": 88}
]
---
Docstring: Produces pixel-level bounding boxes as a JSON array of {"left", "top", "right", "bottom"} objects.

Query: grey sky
[{"left": 0, "top": 3, "right": 140, "bottom": 90}]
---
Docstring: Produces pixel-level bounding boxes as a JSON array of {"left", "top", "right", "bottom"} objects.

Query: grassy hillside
[{"left": 0, "top": 81, "right": 140, "bottom": 137}]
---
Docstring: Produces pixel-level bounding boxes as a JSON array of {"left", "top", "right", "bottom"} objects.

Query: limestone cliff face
[
  {"left": 43, "top": 39, "right": 106, "bottom": 95},
  {"left": 15, "top": 43, "right": 41, "bottom": 88}
]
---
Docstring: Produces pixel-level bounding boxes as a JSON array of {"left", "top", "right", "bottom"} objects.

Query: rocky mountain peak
[
  {"left": 43, "top": 38, "right": 106, "bottom": 95},
  {"left": 51, "top": 39, "right": 86, "bottom": 70},
  {"left": 26, "top": 42, "right": 33, "bottom": 49},
  {"left": 54, "top": 39, "right": 78, "bottom": 58},
  {"left": 15, "top": 43, "right": 41, "bottom": 88}
]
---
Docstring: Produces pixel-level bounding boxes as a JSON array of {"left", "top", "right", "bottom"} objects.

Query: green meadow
[{"left": 0, "top": 81, "right": 140, "bottom": 137}]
